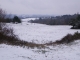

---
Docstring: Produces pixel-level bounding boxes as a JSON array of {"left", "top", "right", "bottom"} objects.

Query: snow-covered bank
[{"left": 0, "top": 40, "right": 80, "bottom": 60}]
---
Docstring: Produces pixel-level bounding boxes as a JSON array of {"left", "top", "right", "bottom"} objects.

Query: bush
[
  {"left": 45, "top": 32, "right": 80, "bottom": 45},
  {"left": 55, "top": 32, "right": 80, "bottom": 44},
  {"left": 0, "top": 23, "right": 44, "bottom": 48},
  {"left": 71, "top": 14, "right": 80, "bottom": 29},
  {"left": 13, "top": 16, "right": 21, "bottom": 23}
]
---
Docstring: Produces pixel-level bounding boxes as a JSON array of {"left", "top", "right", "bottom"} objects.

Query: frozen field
[{"left": 0, "top": 18, "right": 80, "bottom": 60}]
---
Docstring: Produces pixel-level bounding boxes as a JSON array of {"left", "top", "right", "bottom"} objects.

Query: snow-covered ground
[
  {"left": 0, "top": 40, "right": 80, "bottom": 60},
  {"left": 8, "top": 18, "right": 80, "bottom": 44},
  {"left": 0, "top": 18, "right": 80, "bottom": 60}
]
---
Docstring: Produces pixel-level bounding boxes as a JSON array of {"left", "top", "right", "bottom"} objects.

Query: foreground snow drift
[{"left": 0, "top": 40, "right": 80, "bottom": 60}]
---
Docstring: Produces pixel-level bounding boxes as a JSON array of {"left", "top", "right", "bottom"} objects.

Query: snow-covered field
[
  {"left": 0, "top": 18, "right": 80, "bottom": 60},
  {"left": 8, "top": 18, "right": 80, "bottom": 44}
]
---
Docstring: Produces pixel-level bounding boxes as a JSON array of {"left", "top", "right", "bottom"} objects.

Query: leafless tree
[{"left": 0, "top": 8, "right": 6, "bottom": 22}]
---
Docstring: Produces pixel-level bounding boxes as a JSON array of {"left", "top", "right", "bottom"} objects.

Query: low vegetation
[
  {"left": 0, "top": 23, "right": 44, "bottom": 48},
  {"left": 13, "top": 16, "right": 21, "bottom": 23},
  {"left": 70, "top": 14, "right": 80, "bottom": 29},
  {"left": 45, "top": 32, "right": 80, "bottom": 45}
]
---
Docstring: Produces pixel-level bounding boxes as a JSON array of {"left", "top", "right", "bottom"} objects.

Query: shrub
[
  {"left": 71, "top": 14, "right": 80, "bottom": 29},
  {"left": 0, "top": 23, "right": 44, "bottom": 48},
  {"left": 13, "top": 16, "right": 21, "bottom": 23},
  {"left": 55, "top": 32, "right": 80, "bottom": 44},
  {"left": 45, "top": 32, "right": 80, "bottom": 45}
]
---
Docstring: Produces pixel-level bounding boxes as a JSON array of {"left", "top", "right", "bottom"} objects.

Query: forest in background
[{"left": 29, "top": 14, "right": 80, "bottom": 29}]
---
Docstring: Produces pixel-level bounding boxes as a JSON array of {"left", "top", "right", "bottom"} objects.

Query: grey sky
[{"left": 0, "top": 0, "right": 80, "bottom": 15}]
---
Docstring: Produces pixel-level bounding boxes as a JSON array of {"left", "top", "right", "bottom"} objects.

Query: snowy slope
[
  {"left": 0, "top": 40, "right": 80, "bottom": 60},
  {"left": 0, "top": 18, "right": 80, "bottom": 60}
]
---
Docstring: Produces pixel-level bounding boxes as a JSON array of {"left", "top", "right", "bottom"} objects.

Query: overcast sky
[{"left": 0, "top": 0, "right": 80, "bottom": 15}]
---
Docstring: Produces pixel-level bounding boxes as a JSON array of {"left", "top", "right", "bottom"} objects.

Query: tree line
[{"left": 29, "top": 14, "right": 80, "bottom": 29}]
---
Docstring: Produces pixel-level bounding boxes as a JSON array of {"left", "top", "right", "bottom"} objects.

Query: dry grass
[
  {"left": 0, "top": 23, "right": 45, "bottom": 49},
  {"left": 45, "top": 32, "right": 80, "bottom": 45}
]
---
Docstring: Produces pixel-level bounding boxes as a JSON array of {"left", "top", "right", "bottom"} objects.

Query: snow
[
  {"left": 7, "top": 18, "right": 80, "bottom": 44},
  {"left": 0, "top": 18, "right": 80, "bottom": 60},
  {"left": 0, "top": 40, "right": 80, "bottom": 60}
]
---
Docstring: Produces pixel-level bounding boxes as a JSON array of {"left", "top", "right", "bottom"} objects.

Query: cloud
[{"left": 0, "top": 0, "right": 80, "bottom": 15}]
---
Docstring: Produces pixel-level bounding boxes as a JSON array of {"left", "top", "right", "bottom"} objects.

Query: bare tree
[{"left": 0, "top": 8, "right": 6, "bottom": 22}]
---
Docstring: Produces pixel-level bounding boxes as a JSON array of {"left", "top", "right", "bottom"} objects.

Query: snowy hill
[{"left": 0, "top": 18, "right": 80, "bottom": 60}]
